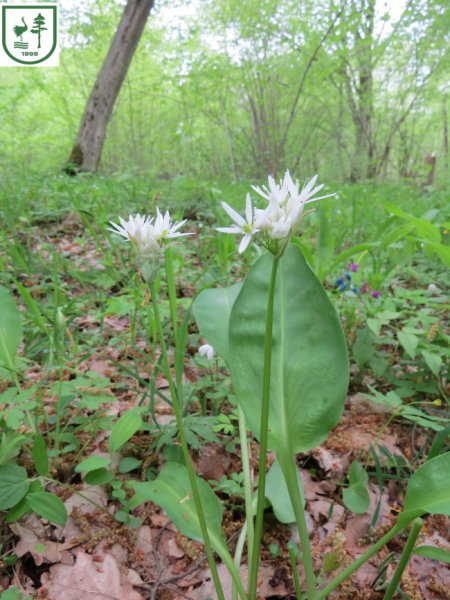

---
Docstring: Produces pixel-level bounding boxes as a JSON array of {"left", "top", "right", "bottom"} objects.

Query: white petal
[
  {"left": 245, "top": 193, "right": 253, "bottom": 224},
  {"left": 250, "top": 185, "right": 270, "bottom": 201},
  {"left": 217, "top": 227, "right": 242, "bottom": 233},
  {"left": 254, "top": 205, "right": 271, "bottom": 228},
  {"left": 304, "top": 192, "right": 336, "bottom": 204},
  {"left": 221, "top": 202, "right": 246, "bottom": 227},
  {"left": 239, "top": 234, "right": 252, "bottom": 253},
  {"left": 302, "top": 174, "right": 319, "bottom": 196}
]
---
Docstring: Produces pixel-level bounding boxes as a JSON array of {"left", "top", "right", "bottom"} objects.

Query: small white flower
[
  {"left": 150, "top": 207, "right": 192, "bottom": 242},
  {"left": 109, "top": 209, "right": 192, "bottom": 283},
  {"left": 251, "top": 175, "right": 289, "bottom": 207},
  {"left": 428, "top": 284, "right": 438, "bottom": 293},
  {"left": 271, "top": 215, "right": 292, "bottom": 239},
  {"left": 217, "top": 193, "right": 269, "bottom": 253},
  {"left": 199, "top": 344, "right": 214, "bottom": 360},
  {"left": 108, "top": 213, "right": 160, "bottom": 257}
]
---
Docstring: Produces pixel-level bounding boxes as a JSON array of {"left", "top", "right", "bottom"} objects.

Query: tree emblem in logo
[
  {"left": 30, "top": 13, "right": 47, "bottom": 50},
  {"left": 1, "top": 5, "right": 58, "bottom": 66}
]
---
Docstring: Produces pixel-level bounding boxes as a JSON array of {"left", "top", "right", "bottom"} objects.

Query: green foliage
[
  {"left": 265, "top": 459, "right": 305, "bottom": 524},
  {"left": 399, "top": 452, "right": 450, "bottom": 526},
  {"left": 343, "top": 461, "right": 370, "bottom": 514},
  {"left": 133, "top": 462, "right": 229, "bottom": 559},
  {"left": 27, "top": 492, "right": 67, "bottom": 526},
  {"left": 0, "top": 285, "right": 23, "bottom": 374},
  {"left": 193, "top": 283, "right": 243, "bottom": 366},
  {"left": 0, "top": 464, "right": 28, "bottom": 510},
  {"left": 108, "top": 411, "right": 142, "bottom": 455},
  {"left": 229, "top": 244, "right": 349, "bottom": 455},
  {"left": 413, "top": 545, "right": 450, "bottom": 563}
]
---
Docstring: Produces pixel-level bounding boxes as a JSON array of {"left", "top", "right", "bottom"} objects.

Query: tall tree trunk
[
  {"left": 351, "top": 0, "right": 374, "bottom": 181},
  {"left": 443, "top": 96, "right": 449, "bottom": 173},
  {"left": 67, "top": 0, "right": 154, "bottom": 173}
]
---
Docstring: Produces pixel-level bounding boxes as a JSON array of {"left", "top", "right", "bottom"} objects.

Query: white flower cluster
[
  {"left": 217, "top": 170, "right": 335, "bottom": 256},
  {"left": 108, "top": 208, "right": 192, "bottom": 282}
]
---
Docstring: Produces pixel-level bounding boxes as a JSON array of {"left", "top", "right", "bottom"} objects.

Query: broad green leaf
[
  {"left": 27, "top": 492, "right": 67, "bottom": 526},
  {"left": 414, "top": 218, "right": 441, "bottom": 243},
  {"left": 75, "top": 456, "right": 111, "bottom": 472},
  {"left": 399, "top": 452, "right": 450, "bottom": 526},
  {"left": 0, "top": 286, "right": 23, "bottom": 371},
  {"left": 32, "top": 433, "right": 49, "bottom": 477},
  {"left": 430, "top": 243, "right": 450, "bottom": 268},
  {"left": 367, "top": 318, "right": 382, "bottom": 337},
  {"left": 133, "top": 462, "right": 228, "bottom": 560},
  {"left": 108, "top": 411, "right": 142, "bottom": 455},
  {"left": 229, "top": 245, "right": 349, "bottom": 454},
  {"left": 397, "top": 331, "right": 418, "bottom": 359},
  {"left": 0, "top": 464, "right": 28, "bottom": 510},
  {"left": 265, "top": 459, "right": 305, "bottom": 524},
  {"left": 163, "top": 443, "right": 186, "bottom": 465},
  {"left": 193, "top": 282, "right": 243, "bottom": 366},
  {"left": 118, "top": 457, "right": 142, "bottom": 473},
  {"left": 413, "top": 545, "right": 450, "bottom": 563},
  {"left": 5, "top": 496, "right": 30, "bottom": 523},
  {"left": 427, "top": 425, "right": 450, "bottom": 461},
  {"left": 352, "top": 340, "right": 374, "bottom": 371},
  {"left": 381, "top": 201, "right": 413, "bottom": 222},
  {"left": 322, "top": 552, "right": 340, "bottom": 574},
  {"left": 348, "top": 461, "right": 368, "bottom": 487},
  {"left": 84, "top": 468, "right": 113, "bottom": 485},
  {"left": 422, "top": 350, "right": 442, "bottom": 376},
  {"left": 343, "top": 484, "right": 370, "bottom": 514}
]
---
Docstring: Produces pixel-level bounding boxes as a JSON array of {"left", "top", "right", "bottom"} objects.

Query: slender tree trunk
[
  {"left": 443, "top": 96, "right": 448, "bottom": 173},
  {"left": 67, "top": 0, "right": 154, "bottom": 173},
  {"left": 219, "top": 94, "right": 236, "bottom": 183}
]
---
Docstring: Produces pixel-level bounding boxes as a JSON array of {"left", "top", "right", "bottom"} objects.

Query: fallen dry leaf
[
  {"left": 190, "top": 563, "right": 289, "bottom": 599},
  {"left": 41, "top": 549, "right": 145, "bottom": 600}
]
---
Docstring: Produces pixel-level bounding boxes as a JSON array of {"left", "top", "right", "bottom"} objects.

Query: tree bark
[
  {"left": 67, "top": 0, "right": 154, "bottom": 173},
  {"left": 443, "top": 96, "right": 448, "bottom": 173}
]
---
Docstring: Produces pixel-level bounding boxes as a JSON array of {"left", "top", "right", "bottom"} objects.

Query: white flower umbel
[
  {"left": 217, "top": 193, "right": 270, "bottom": 253},
  {"left": 219, "top": 170, "right": 335, "bottom": 258},
  {"left": 199, "top": 343, "right": 214, "bottom": 360},
  {"left": 108, "top": 209, "right": 192, "bottom": 283},
  {"left": 150, "top": 207, "right": 191, "bottom": 243}
]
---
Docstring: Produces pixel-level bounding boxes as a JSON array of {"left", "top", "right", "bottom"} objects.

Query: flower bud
[
  {"left": 56, "top": 307, "right": 66, "bottom": 331},
  {"left": 140, "top": 255, "right": 160, "bottom": 283}
]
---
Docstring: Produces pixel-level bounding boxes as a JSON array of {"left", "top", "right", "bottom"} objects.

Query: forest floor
[{"left": 1, "top": 173, "right": 450, "bottom": 600}]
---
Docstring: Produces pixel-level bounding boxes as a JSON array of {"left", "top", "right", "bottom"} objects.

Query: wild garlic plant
[{"left": 109, "top": 180, "right": 450, "bottom": 600}]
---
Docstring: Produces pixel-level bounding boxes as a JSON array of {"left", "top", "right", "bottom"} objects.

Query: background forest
[{"left": 1, "top": 0, "right": 450, "bottom": 182}]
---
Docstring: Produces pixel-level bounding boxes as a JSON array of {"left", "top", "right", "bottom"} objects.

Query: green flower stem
[
  {"left": 165, "top": 247, "right": 178, "bottom": 345},
  {"left": 279, "top": 453, "right": 315, "bottom": 599},
  {"left": 238, "top": 404, "right": 254, "bottom": 579},
  {"left": 248, "top": 255, "right": 279, "bottom": 600},
  {"left": 149, "top": 283, "right": 226, "bottom": 600},
  {"left": 383, "top": 518, "right": 423, "bottom": 600},
  {"left": 232, "top": 519, "right": 249, "bottom": 600},
  {"left": 315, "top": 523, "right": 403, "bottom": 600},
  {"left": 289, "top": 545, "right": 303, "bottom": 600}
]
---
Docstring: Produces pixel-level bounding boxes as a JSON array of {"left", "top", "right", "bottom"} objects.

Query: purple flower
[
  {"left": 350, "top": 263, "right": 359, "bottom": 273},
  {"left": 370, "top": 290, "right": 382, "bottom": 299},
  {"left": 361, "top": 281, "right": 368, "bottom": 294}
]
